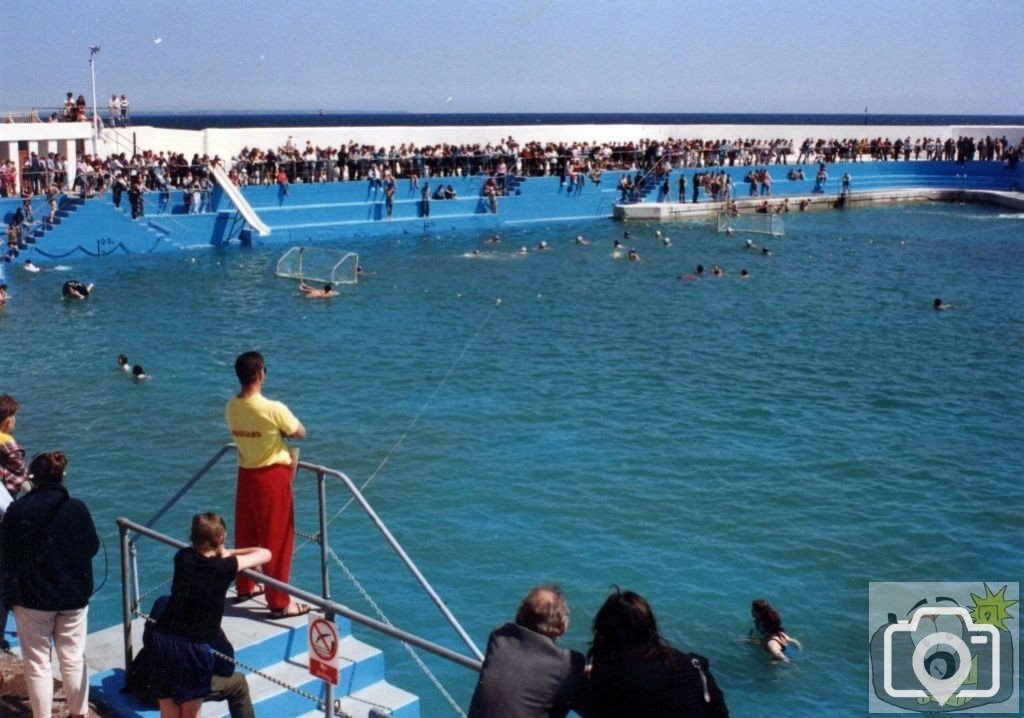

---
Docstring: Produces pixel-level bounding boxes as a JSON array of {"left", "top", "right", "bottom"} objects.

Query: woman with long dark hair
[
  {"left": 588, "top": 588, "right": 729, "bottom": 717},
  {"left": 750, "top": 598, "right": 801, "bottom": 662}
]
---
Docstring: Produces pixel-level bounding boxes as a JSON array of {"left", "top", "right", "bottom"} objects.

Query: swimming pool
[{"left": 1, "top": 202, "right": 1021, "bottom": 716}]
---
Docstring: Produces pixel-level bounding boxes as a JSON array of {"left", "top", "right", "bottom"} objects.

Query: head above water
[
  {"left": 117, "top": 354, "right": 128, "bottom": 367},
  {"left": 515, "top": 584, "right": 569, "bottom": 639}
]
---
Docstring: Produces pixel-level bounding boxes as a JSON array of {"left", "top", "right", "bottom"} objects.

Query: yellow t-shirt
[{"left": 225, "top": 393, "right": 300, "bottom": 469}]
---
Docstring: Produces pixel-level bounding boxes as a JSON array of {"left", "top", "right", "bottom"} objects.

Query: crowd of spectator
[{"left": 1, "top": 132, "right": 1020, "bottom": 209}]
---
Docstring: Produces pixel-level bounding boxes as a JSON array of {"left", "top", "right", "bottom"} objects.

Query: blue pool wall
[{"left": 2, "top": 159, "right": 1022, "bottom": 261}]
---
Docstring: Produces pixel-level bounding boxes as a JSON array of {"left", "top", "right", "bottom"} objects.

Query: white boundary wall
[{"left": 112, "top": 124, "right": 1024, "bottom": 160}]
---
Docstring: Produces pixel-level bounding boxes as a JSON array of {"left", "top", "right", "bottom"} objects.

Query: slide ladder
[{"left": 208, "top": 163, "right": 271, "bottom": 237}]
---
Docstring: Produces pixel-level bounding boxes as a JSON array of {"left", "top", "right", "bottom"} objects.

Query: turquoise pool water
[{"left": 1, "top": 203, "right": 1022, "bottom": 716}]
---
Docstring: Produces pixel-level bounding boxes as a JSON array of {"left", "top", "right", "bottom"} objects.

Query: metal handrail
[
  {"left": 119, "top": 518, "right": 482, "bottom": 718},
  {"left": 125, "top": 443, "right": 483, "bottom": 656}
]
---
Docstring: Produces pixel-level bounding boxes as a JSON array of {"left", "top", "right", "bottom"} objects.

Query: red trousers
[{"left": 234, "top": 463, "right": 294, "bottom": 611}]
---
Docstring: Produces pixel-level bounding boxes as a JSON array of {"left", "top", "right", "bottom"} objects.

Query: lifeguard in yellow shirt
[{"left": 225, "top": 351, "right": 309, "bottom": 617}]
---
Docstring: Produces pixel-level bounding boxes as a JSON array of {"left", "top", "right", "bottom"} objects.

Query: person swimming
[
  {"left": 117, "top": 354, "right": 131, "bottom": 372},
  {"left": 627, "top": 248, "right": 640, "bottom": 262},
  {"left": 132, "top": 365, "right": 149, "bottom": 383},
  {"left": 0, "top": 283, "right": 8, "bottom": 308},
  {"left": 537, "top": 241, "right": 550, "bottom": 251},
  {"left": 745, "top": 239, "right": 759, "bottom": 250},
  {"left": 575, "top": 235, "right": 588, "bottom": 245},
  {"left": 762, "top": 247, "right": 772, "bottom": 256},
  {"left": 750, "top": 599, "right": 801, "bottom": 663},
  {"left": 695, "top": 264, "right": 705, "bottom": 277},
  {"left": 487, "top": 235, "right": 502, "bottom": 244},
  {"left": 518, "top": 246, "right": 528, "bottom": 256},
  {"left": 712, "top": 264, "right": 724, "bottom": 277},
  {"left": 23, "top": 259, "right": 40, "bottom": 273},
  {"left": 934, "top": 297, "right": 951, "bottom": 310},
  {"left": 62, "top": 280, "right": 93, "bottom": 299},
  {"left": 661, "top": 236, "right": 671, "bottom": 247},
  {"left": 740, "top": 269, "right": 750, "bottom": 279},
  {"left": 299, "top": 280, "right": 338, "bottom": 298}
]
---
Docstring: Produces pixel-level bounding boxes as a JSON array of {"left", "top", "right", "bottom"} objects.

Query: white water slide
[{"left": 208, "top": 163, "right": 271, "bottom": 237}]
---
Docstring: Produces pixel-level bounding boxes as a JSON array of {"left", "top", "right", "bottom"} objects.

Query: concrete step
[{"left": 82, "top": 591, "right": 419, "bottom": 718}]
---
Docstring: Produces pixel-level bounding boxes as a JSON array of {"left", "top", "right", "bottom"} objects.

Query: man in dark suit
[{"left": 468, "top": 585, "right": 592, "bottom": 718}]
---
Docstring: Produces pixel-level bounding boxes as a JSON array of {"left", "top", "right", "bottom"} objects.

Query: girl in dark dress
[
  {"left": 150, "top": 513, "right": 270, "bottom": 718},
  {"left": 588, "top": 588, "right": 729, "bottom": 717}
]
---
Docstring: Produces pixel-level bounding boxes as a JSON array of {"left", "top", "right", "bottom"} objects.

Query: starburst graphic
[{"left": 968, "top": 584, "right": 1017, "bottom": 632}]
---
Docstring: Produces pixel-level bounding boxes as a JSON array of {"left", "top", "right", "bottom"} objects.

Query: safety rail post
[
  {"left": 119, "top": 520, "right": 135, "bottom": 687},
  {"left": 311, "top": 463, "right": 484, "bottom": 662},
  {"left": 129, "top": 540, "right": 141, "bottom": 622},
  {"left": 317, "top": 468, "right": 333, "bottom": 718}
]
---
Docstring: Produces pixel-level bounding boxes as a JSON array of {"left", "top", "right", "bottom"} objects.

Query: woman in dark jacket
[
  {"left": 588, "top": 588, "right": 729, "bottom": 718},
  {"left": 2, "top": 450, "right": 99, "bottom": 718}
]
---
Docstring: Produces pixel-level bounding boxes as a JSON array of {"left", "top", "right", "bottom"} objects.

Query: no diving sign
[{"left": 308, "top": 615, "right": 340, "bottom": 685}]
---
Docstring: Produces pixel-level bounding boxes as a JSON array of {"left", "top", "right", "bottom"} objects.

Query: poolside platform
[{"left": 5, "top": 589, "right": 418, "bottom": 718}]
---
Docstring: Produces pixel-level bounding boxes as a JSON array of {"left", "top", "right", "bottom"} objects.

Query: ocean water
[
  {"left": 1, "top": 203, "right": 1022, "bottom": 716},
  {"left": 130, "top": 111, "right": 1024, "bottom": 131}
]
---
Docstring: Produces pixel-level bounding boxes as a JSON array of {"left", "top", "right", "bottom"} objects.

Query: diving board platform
[{"left": 209, "top": 162, "right": 271, "bottom": 237}]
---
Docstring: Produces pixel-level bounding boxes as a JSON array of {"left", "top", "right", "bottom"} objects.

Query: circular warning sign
[{"left": 309, "top": 617, "right": 338, "bottom": 661}]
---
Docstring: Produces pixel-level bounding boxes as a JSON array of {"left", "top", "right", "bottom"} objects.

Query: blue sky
[{"left": 3, "top": 0, "right": 1022, "bottom": 115}]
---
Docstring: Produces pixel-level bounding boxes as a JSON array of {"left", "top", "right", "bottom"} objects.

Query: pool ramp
[{"left": 83, "top": 590, "right": 419, "bottom": 718}]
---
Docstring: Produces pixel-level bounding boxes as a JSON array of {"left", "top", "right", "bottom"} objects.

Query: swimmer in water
[
  {"left": 934, "top": 297, "right": 951, "bottom": 311},
  {"left": 518, "top": 246, "right": 528, "bottom": 256},
  {"left": 537, "top": 241, "right": 549, "bottom": 251},
  {"left": 740, "top": 269, "right": 749, "bottom": 279},
  {"left": 623, "top": 231, "right": 631, "bottom": 240},
  {"left": 712, "top": 264, "right": 724, "bottom": 277},
  {"left": 750, "top": 599, "right": 801, "bottom": 663},
  {"left": 62, "top": 280, "right": 93, "bottom": 300},
  {"left": 725, "top": 227, "right": 734, "bottom": 236},
  {"left": 471, "top": 249, "right": 481, "bottom": 257},
  {"left": 762, "top": 247, "right": 772, "bottom": 256},
  {"left": 132, "top": 365, "right": 149, "bottom": 383},
  {"left": 23, "top": 259, "right": 40, "bottom": 273},
  {"left": 575, "top": 235, "right": 588, "bottom": 245},
  {"left": 745, "top": 239, "right": 759, "bottom": 250},
  {"left": 117, "top": 354, "right": 131, "bottom": 372},
  {"left": 487, "top": 235, "right": 501, "bottom": 244},
  {"left": 0, "top": 283, "right": 8, "bottom": 308},
  {"left": 627, "top": 248, "right": 641, "bottom": 262},
  {"left": 662, "top": 236, "right": 671, "bottom": 247},
  {"left": 299, "top": 281, "right": 338, "bottom": 298},
  {"left": 613, "top": 239, "right": 624, "bottom": 250},
  {"left": 695, "top": 264, "right": 705, "bottom": 277}
]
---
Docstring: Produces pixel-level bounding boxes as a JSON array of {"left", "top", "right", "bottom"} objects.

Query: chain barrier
[{"left": 295, "top": 527, "right": 466, "bottom": 714}]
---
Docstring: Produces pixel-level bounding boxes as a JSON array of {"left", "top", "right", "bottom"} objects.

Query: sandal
[
  {"left": 270, "top": 602, "right": 311, "bottom": 618},
  {"left": 233, "top": 586, "right": 265, "bottom": 604}
]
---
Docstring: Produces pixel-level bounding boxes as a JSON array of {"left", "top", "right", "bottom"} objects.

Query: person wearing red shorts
[{"left": 225, "top": 351, "right": 309, "bottom": 617}]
